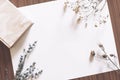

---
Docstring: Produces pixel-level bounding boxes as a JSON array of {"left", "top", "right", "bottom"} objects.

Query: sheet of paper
[{"left": 11, "top": 0, "right": 119, "bottom": 80}]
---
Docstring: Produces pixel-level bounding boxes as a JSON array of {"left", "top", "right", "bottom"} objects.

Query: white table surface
[{"left": 10, "top": 0, "right": 119, "bottom": 80}]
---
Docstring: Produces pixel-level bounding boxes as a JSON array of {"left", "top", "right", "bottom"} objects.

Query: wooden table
[
  {"left": 10, "top": 0, "right": 53, "bottom": 7},
  {"left": 0, "top": 41, "right": 14, "bottom": 80},
  {"left": 0, "top": 0, "right": 120, "bottom": 80}
]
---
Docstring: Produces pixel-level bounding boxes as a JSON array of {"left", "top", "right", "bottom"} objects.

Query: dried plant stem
[
  {"left": 103, "top": 50, "right": 120, "bottom": 70},
  {"left": 100, "top": 0, "right": 107, "bottom": 11},
  {"left": 14, "top": 41, "right": 42, "bottom": 80},
  {"left": 98, "top": 43, "right": 120, "bottom": 72}
]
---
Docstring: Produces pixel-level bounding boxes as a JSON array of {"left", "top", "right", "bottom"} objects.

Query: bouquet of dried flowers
[{"left": 64, "top": 0, "right": 108, "bottom": 27}]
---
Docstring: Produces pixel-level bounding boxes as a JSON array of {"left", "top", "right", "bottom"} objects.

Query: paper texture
[{"left": 0, "top": 0, "right": 33, "bottom": 48}]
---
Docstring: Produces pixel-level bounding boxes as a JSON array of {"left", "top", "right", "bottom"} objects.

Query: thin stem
[
  {"left": 103, "top": 50, "right": 120, "bottom": 70},
  {"left": 100, "top": 0, "right": 107, "bottom": 11}
]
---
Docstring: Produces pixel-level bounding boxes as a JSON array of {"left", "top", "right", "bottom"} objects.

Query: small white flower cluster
[{"left": 64, "top": 0, "right": 108, "bottom": 27}]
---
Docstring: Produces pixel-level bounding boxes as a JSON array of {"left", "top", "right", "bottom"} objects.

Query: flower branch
[
  {"left": 14, "top": 41, "right": 43, "bottom": 80},
  {"left": 98, "top": 43, "right": 120, "bottom": 70},
  {"left": 64, "top": 0, "right": 108, "bottom": 27},
  {"left": 90, "top": 43, "right": 120, "bottom": 71}
]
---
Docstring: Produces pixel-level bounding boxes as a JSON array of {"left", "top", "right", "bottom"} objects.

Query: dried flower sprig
[
  {"left": 98, "top": 43, "right": 120, "bottom": 70},
  {"left": 14, "top": 41, "right": 43, "bottom": 80},
  {"left": 64, "top": 0, "right": 108, "bottom": 27},
  {"left": 90, "top": 43, "right": 119, "bottom": 71}
]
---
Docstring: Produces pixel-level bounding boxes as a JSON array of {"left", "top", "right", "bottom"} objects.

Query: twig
[
  {"left": 14, "top": 41, "right": 43, "bottom": 80},
  {"left": 98, "top": 44, "right": 120, "bottom": 70}
]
